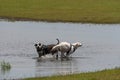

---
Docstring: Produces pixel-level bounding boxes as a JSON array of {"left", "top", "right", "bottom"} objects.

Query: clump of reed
[{"left": 0, "top": 61, "right": 11, "bottom": 72}]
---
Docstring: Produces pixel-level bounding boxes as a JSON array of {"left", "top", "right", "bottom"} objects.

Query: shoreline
[
  {"left": 0, "top": 17, "right": 120, "bottom": 24},
  {"left": 23, "top": 68, "right": 120, "bottom": 80}
]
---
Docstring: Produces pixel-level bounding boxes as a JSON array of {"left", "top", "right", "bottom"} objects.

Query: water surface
[{"left": 0, "top": 21, "right": 120, "bottom": 79}]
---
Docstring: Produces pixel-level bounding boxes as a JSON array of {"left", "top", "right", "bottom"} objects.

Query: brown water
[{"left": 0, "top": 21, "right": 120, "bottom": 79}]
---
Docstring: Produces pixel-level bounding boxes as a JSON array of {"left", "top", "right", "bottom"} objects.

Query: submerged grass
[
  {"left": 0, "top": 61, "right": 11, "bottom": 72},
  {"left": 24, "top": 68, "right": 120, "bottom": 80},
  {"left": 0, "top": 0, "right": 120, "bottom": 23}
]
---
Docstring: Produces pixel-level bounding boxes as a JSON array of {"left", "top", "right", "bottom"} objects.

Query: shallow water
[{"left": 0, "top": 21, "right": 120, "bottom": 79}]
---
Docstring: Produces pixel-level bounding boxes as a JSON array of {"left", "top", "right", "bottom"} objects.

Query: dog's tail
[{"left": 56, "top": 38, "right": 60, "bottom": 44}]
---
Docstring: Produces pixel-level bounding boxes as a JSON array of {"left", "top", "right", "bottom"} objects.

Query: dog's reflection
[{"left": 34, "top": 57, "right": 78, "bottom": 77}]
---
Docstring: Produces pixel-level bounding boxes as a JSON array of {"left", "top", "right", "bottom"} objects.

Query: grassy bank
[
  {"left": 24, "top": 68, "right": 120, "bottom": 80},
  {"left": 0, "top": 0, "right": 120, "bottom": 23}
]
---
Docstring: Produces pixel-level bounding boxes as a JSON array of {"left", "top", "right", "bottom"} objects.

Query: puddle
[{"left": 0, "top": 21, "right": 120, "bottom": 79}]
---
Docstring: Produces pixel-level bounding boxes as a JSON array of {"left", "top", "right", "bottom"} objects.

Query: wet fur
[
  {"left": 51, "top": 42, "right": 82, "bottom": 59},
  {"left": 34, "top": 39, "right": 59, "bottom": 57}
]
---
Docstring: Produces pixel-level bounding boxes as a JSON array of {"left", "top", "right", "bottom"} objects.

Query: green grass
[
  {"left": 24, "top": 68, "right": 120, "bottom": 80},
  {"left": 0, "top": 0, "right": 120, "bottom": 23},
  {"left": 0, "top": 61, "right": 11, "bottom": 72}
]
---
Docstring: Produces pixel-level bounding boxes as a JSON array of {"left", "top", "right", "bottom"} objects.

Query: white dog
[{"left": 51, "top": 42, "right": 82, "bottom": 59}]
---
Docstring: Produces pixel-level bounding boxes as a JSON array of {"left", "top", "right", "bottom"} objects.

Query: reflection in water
[
  {"left": 0, "top": 67, "right": 11, "bottom": 75},
  {"left": 35, "top": 57, "right": 78, "bottom": 77}
]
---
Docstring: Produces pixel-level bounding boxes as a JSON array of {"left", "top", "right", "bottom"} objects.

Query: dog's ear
[{"left": 34, "top": 44, "right": 37, "bottom": 46}]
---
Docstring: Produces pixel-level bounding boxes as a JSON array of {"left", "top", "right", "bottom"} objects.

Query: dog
[
  {"left": 34, "top": 39, "right": 59, "bottom": 57},
  {"left": 51, "top": 41, "right": 82, "bottom": 59}
]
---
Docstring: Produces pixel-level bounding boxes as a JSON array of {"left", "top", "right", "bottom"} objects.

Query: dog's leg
[
  {"left": 38, "top": 54, "right": 41, "bottom": 57},
  {"left": 61, "top": 52, "right": 64, "bottom": 61},
  {"left": 37, "top": 51, "right": 41, "bottom": 57},
  {"left": 38, "top": 52, "right": 42, "bottom": 58},
  {"left": 66, "top": 52, "right": 70, "bottom": 58},
  {"left": 52, "top": 52, "right": 58, "bottom": 60},
  {"left": 56, "top": 53, "right": 58, "bottom": 60}
]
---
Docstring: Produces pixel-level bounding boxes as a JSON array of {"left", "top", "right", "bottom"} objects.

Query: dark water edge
[
  {"left": 0, "top": 17, "right": 120, "bottom": 24},
  {"left": 0, "top": 21, "right": 120, "bottom": 79}
]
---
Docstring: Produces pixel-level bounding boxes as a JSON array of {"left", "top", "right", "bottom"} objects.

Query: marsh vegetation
[{"left": 0, "top": 61, "right": 11, "bottom": 74}]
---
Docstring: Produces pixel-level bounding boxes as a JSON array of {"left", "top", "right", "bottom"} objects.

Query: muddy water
[{"left": 0, "top": 21, "right": 120, "bottom": 79}]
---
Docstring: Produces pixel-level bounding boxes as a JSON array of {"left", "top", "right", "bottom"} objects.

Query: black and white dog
[{"left": 34, "top": 39, "right": 59, "bottom": 57}]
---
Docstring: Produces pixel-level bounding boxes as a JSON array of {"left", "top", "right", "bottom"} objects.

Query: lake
[{"left": 0, "top": 21, "right": 120, "bottom": 79}]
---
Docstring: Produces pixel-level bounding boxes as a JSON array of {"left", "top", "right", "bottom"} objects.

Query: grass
[
  {"left": 0, "top": 61, "right": 11, "bottom": 72},
  {"left": 24, "top": 68, "right": 120, "bottom": 80},
  {"left": 0, "top": 0, "right": 120, "bottom": 23}
]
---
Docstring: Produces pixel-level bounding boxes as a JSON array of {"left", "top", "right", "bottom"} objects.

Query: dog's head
[
  {"left": 34, "top": 43, "right": 42, "bottom": 50},
  {"left": 34, "top": 43, "right": 44, "bottom": 57},
  {"left": 72, "top": 42, "right": 82, "bottom": 48}
]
